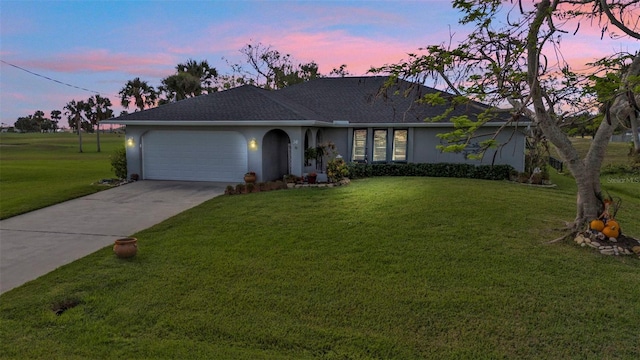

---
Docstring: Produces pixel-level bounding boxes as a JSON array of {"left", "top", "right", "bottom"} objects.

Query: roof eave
[
  {"left": 101, "top": 119, "right": 532, "bottom": 128},
  {"left": 100, "top": 120, "right": 327, "bottom": 126}
]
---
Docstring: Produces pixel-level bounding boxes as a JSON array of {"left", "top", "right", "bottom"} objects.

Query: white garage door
[{"left": 142, "top": 130, "right": 247, "bottom": 182}]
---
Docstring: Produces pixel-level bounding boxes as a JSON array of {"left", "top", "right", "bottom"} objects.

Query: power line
[{"left": 0, "top": 59, "right": 109, "bottom": 96}]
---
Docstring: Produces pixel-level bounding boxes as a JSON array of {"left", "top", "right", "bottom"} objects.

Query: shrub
[
  {"left": 346, "top": 162, "right": 514, "bottom": 181},
  {"left": 601, "top": 163, "right": 639, "bottom": 175},
  {"left": 283, "top": 174, "right": 297, "bottom": 183},
  {"left": 327, "top": 157, "right": 349, "bottom": 182},
  {"left": 110, "top": 146, "right": 127, "bottom": 179},
  {"left": 273, "top": 180, "right": 287, "bottom": 190}
]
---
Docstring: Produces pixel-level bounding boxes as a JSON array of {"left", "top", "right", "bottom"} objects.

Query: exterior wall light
[
  {"left": 126, "top": 137, "right": 135, "bottom": 147},
  {"left": 248, "top": 138, "right": 258, "bottom": 151}
]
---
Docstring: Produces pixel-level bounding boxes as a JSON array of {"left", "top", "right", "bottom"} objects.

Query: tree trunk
[
  {"left": 630, "top": 111, "right": 640, "bottom": 154},
  {"left": 574, "top": 170, "right": 603, "bottom": 228},
  {"left": 537, "top": 113, "right": 606, "bottom": 229},
  {"left": 96, "top": 122, "right": 101, "bottom": 152},
  {"left": 526, "top": 4, "right": 639, "bottom": 232},
  {"left": 76, "top": 116, "right": 83, "bottom": 153}
]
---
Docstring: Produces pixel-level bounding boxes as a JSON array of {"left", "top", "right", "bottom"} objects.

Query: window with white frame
[
  {"left": 352, "top": 129, "right": 367, "bottom": 162},
  {"left": 373, "top": 129, "right": 387, "bottom": 162},
  {"left": 392, "top": 130, "right": 408, "bottom": 162}
]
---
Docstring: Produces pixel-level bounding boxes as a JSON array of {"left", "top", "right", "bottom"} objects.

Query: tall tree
[
  {"left": 32, "top": 110, "right": 46, "bottom": 132},
  {"left": 176, "top": 58, "right": 218, "bottom": 92},
  {"left": 227, "top": 42, "right": 322, "bottom": 90},
  {"left": 50, "top": 110, "right": 61, "bottom": 132},
  {"left": 119, "top": 77, "right": 157, "bottom": 111},
  {"left": 158, "top": 59, "right": 218, "bottom": 104},
  {"left": 13, "top": 110, "right": 50, "bottom": 132},
  {"left": 14, "top": 115, "right": 36, "bottom": 132},
  {"left": 64, "top": 99, "right": 88, "bottom": 153},
  {"left": 85, "top": 95, "right": 113, "bottom": 152},
  {"left": 329, "top": 64, "right": 351, "bottom": 77},
  {"left": 373, "top": 0, "right": 639, "bottom": 232}
]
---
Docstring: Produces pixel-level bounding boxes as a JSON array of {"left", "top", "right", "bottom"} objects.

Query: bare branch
[{"left": 599, "top": 0, "right": 640, "bottom": 39}]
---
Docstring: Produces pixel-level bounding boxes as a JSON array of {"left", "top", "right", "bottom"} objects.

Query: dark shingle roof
[{"left": 112, "top": 76, "right": 504, "bottom": 123}]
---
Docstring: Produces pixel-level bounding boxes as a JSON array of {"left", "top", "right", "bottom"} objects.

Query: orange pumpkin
[
  {"left": 602, "top": 225, "right": 620, "bottom": 239},
  {"left": 590, "top": 219, "right": 605, "bottom": 232},
  {"left": 606, "top": 219, "right": 619, "bottom": 229}
]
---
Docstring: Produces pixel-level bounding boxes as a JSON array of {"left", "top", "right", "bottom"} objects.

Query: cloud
[
  {"left": 264, "top": 31, "right": 418, "bottom": 75},
  {"left": 212, "top": 27, "right": 433, "bottom": 76},
  {"left": 18, "top": 49, "right": 177, "bottom": 78}
]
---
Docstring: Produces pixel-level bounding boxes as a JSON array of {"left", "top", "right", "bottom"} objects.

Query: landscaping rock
[
  {"left": 576, "top": 232, "right": 640, "bottom": 258},
  {"left": 600, "top": 248, "right": 615, "bottom": 255}
]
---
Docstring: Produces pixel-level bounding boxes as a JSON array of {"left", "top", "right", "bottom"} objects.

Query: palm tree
[
  {"left": 159, "top": 72, "right": 201, "bottom": 103},
  {"left": 85, "top": 95, "right": 113, "bottom": 152},
  {"left": 119, "top": 78, "right": 157, "bottom": 111},
  {"left": 64, "top": 99, "right": 87, "bottom": 153},
  {"left": 177, "top": 59, "right": 218, "bottom": 93},
  {"left": 158, "top": 59, "right": 218, "bottom": 103}
]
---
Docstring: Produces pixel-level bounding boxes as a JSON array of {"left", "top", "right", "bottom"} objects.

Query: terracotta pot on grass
[{"left": 113, "top": 237, "right": 138, "bottom": 258}]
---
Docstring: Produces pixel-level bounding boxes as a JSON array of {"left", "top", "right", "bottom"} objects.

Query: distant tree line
[{"left": 14, "top": 110, "right": 61, "bottom": 133}]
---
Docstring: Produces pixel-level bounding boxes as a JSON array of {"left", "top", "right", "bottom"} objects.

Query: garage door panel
[{"left": 142, "top": 131, "right": 247, "bottom": 182}]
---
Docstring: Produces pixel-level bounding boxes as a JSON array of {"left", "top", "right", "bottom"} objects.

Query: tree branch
[{"left": 599, "top": 0, "right": 640, "bottom": 39}]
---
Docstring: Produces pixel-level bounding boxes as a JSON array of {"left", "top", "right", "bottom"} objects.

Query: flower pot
[
  {"left": 113, "top": 237, "right": 138, "bottom": 258},
  {"left": 244, "top": 173, "right": 256, "bottom": 183},
  {"left": 307, "top": 174, "right": 317, "bottom": 184}
]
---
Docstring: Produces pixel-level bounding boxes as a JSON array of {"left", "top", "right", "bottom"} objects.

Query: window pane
[
  {"left": 352, "top": 129, "right": 367, "bottom": 161},
  {"left": 392, "top": 130, "right": 407, "bottom": 161},
  {"left": 373, "top": 130, "right": 387, "bottom": 162}
]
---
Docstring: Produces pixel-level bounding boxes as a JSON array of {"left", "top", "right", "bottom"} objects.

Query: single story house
[{"left": 103, "top": 76, "right": 528, "bottom": 183}]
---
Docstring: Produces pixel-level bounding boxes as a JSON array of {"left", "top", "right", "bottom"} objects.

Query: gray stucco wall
[
  {"left": 124, "top": 125, "right": 306, "bottom": 182},
  {"left": 338, "top": 126, "right": 526, "bottom": 172},
  {"left": 412, "top": 127, "right": 526, "bottom": 171},
  {"left": 123, "top": 124, "right": 526, "bottom": 182}
]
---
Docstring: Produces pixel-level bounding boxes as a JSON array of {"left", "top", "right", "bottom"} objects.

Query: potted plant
[
  {"left": 244, "top": 171, "right": 256, "bottom": 183},
  {"left": 304, "top": 147, "right": 317, "bottom": 166},
  {"left": 307, "top": 171, "right": 317, "bottom": 184}
]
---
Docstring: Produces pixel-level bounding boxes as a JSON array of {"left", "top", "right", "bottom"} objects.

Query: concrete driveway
[{"left": 0, "top": 181, "right": 227, "bottom": 294}]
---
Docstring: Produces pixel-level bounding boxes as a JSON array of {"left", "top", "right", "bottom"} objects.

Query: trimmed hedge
[{"left": 347, "top": 163, "right": 514, "bottom": 181}]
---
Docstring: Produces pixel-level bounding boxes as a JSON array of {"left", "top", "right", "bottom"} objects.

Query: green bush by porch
[{"left": 347, "top": 162, "right": 514, "bottom": 180}]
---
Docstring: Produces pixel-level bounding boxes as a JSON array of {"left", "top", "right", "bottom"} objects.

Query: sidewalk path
[{"left": 0, "top": 181, "right": 226, "bottom": 294}]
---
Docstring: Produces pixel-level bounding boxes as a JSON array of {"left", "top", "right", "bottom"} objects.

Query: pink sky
[{"left": 0, "top": 0, "right": 637, "bottom": 126}]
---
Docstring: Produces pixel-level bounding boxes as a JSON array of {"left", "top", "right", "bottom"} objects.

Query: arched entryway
[{"left": 262, "top": 129, "right": 291, "bottom": 181}]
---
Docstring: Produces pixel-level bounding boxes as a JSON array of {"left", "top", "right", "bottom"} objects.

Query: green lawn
[
  {"left": 565, "top": 137, "right": 635, "bottom": 167},
  {"left": 1, "top": 134, "right": 639, "bottom": 358},
  {"left": 0, "top": 132, "right": 125, "bottom": 219},
  {"left": 1, "top": 176, "right": 639, "bottom": 359}
]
